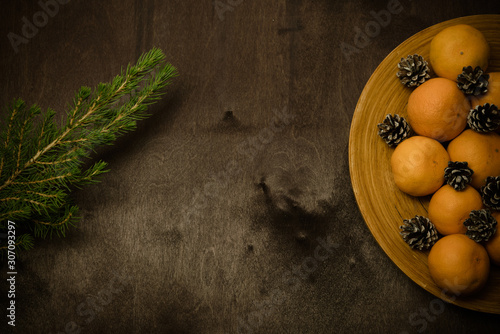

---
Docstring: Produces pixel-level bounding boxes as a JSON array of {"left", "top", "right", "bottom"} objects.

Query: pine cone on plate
[
  {"left": 481, "top": 176, "right": 500, "bottom": 210},
  {"left": 397, "top": 54, "right": 431, "bottom": 88},
  {"left": 444, "top": 161, "right": 474, "bottom": 191},
  {"left": 463, "top": 209, "right": 497, "bottom": 242},
  {"left": 377, "top": 114, "right": 411, "bottom": 147},
  {"left": 457, "top": 66, "right": 489, "bottom": 96},
  {"left": 400, "top": 215, "right": 438, "bottom": 250},
  {"left": 467, "top": 103, "right": 500, "bottom": 133}
]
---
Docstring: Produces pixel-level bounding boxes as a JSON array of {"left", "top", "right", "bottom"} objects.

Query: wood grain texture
[
  {"left": 0, "top": 1, "right": 500, "bottom": 333},
  {"left": 349, "top": 15, "right": 500, "bottom": 314}
]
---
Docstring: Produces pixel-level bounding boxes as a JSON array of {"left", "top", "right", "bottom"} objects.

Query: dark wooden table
[{"left": 1, "top": 1, "right": 500, "bottom": 333}]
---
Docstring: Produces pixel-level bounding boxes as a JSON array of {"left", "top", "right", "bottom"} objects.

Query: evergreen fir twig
[{"left": 0, "top": 48, "right": 177, "bottom": 258}]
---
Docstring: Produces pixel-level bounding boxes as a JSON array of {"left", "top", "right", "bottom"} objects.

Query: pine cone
[
  {"left": 457, "top": 66, "right": 489, "bottom": 96},
  {"left": 444, "top": 161, "right": 474, "bottom": 191},
  {"left": 480, "top": 176, "right": 500, "bottom": 210},
  {"left": 377, "top": 114, "right": 411, "bottom": 147},
  {"left": 397, "top": 54, "right": 431, "bottom": 88},
  {"left": 467, "top": 103, "right": 500, "bottom": 133},
  {"left": 400, "top": 216, "right": 438, "bottom": 250},
  {"left": 463, "top": 209, "right": 497, "bottom": 242}
]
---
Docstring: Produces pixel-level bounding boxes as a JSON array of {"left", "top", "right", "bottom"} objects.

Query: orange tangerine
[
  {"left": 391, "top": 136, "right": 449, "bottom": 196},
  {"left": 428, "top": 234, "right": 490, "bottom": 296},
  {"left": 407, "top": 78, "right": 470, "bottom": 142},
  {"left": 470, "top": 72, "right": 500, "bottom": 109},
  {"left": 427, "top": 185, "right": 483, "bottom": 235},
  {"left": 485, "top": 211, "right": 500, "bottom": 266},
  {"left": 447, "top": 129, "right": 500, "bottom": 189},
  {"left": 430, "top": 24, "right": 490, "bottom": 81}
]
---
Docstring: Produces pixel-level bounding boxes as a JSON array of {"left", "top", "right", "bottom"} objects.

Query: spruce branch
[
  {"left": 0, "top": 233, "right": 34, "bottom": 252},
  {"left": 0, "top": 48, "right": 177, "bottom": 258}
]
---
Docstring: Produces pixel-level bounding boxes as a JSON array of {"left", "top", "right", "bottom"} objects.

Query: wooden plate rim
[{"left": 349, "top": 14, "right": 500, "bottom": 314}]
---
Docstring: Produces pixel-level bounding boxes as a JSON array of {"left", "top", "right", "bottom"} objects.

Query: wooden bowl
[{"left": 349, "top": 15, "right": 500, "bottom": 314}]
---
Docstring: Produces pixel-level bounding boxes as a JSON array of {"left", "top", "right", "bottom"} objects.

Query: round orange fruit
[
  {"left": 485, "top": 211, "right": 500, "bottom": 266},
  {"left": 407, "top": 78, "right": 471, "bottom": 142},
  {"left": 470, "top": 72, "right": 500, "bottom": 108},
  {"left": 447, "top": 129, "right": 500, "bottom": 189},
  {"left": 430, "top": 24, "right": 490, "bottom": 81},
  {"left": 428, "top": 234, "right": 490, "bottom": 296},
  {"left": 391, "top": 136, "right": 449, "bottom": 197},
  {"left": 428, "top": 185, "right": 483, "bottom": 235}
]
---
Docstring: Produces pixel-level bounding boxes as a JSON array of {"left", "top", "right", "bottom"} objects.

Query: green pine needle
[{"left": 0, "top": 48, "right": 178, "bottom": 257}]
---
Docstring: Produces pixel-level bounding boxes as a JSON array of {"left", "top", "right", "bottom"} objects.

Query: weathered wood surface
[{"left": 1, "top": 0, "right": 500, "bottom": 333}]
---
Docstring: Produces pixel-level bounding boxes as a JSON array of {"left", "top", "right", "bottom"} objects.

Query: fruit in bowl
[{"left": 380, "top": 23, "right": 499, "bottom": 297}]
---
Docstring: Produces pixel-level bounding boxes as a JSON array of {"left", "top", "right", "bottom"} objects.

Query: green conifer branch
[
  {"left": 0, "top": 233, "right": 34, "bottom": 252},
  {"left": 0, "top": 48, "right": 178, "bottom": 258}
]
